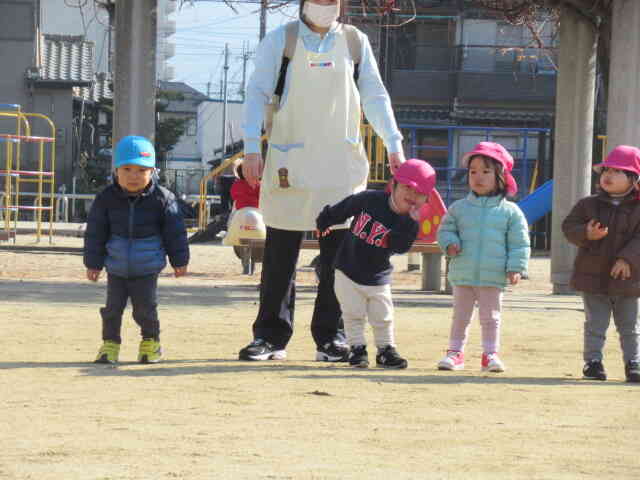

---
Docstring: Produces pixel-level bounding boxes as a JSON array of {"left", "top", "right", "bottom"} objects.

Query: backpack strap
[
  {"left": 265, "top": 22, "right": 299, "bottom": 137},
  {"left": 342, "top": 24, "right": 362, "bottom": 83},
  {"left": 274, "top": 21, "right": 299, "bottom": 98},
  {"left": 265, "top": 21, "right": 362, "bottom": 137}
]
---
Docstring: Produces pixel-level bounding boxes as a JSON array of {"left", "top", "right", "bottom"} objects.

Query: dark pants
[
  {"left": 252, "top": 226, "right": 346, "bottom": 350},
  {"left": 100, "top": 273, "right": 160, "bottom": 343}
]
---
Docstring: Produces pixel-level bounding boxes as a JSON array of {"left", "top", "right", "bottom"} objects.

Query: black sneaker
[
  {"left": 376, "top": 345, "right": 408, "bottom": 369},
  {"left": 348, "top": 345, "right": 369, "bottom": 368},
  {"left": 625, "top": 361, "right": 640, "bottom": 383},
  {"left": 315, "top": 341, "right": 349, "bottom": 362},
  {"left": 238, "top": 339, "right": 287, "bottom": 361},
  {"left": 583, "top": 360, "right": 607, "bottom": 380}
]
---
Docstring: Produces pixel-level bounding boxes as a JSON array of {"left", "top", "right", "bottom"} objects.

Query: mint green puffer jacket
[{"left": 437, "top": 193, "right": 530, "bottom": 289}]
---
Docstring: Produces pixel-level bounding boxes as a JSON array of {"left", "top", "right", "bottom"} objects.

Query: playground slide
[{"left": 517, "top": 179, "right": 553, "bottom": 225}]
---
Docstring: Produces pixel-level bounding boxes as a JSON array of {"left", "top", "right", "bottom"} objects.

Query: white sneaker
[
  {"left": 481, "top": 352, "right": 505, "bottom": 372},
  {"left": 437, "top": 350, "right": 465, "bottom": 370}
]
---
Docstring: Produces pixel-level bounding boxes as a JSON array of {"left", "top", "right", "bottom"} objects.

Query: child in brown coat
[{"left": 562, "top": 145, "right": 640, "bottom": 382}]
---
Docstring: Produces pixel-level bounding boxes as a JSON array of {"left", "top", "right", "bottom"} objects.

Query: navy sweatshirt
[{"left": 316, "top": 190, "right": 418, "bottom": 286}]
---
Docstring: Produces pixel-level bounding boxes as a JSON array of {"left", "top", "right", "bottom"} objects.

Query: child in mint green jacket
[{"left": 437, "top": 142, "right": 530, "bottom": 373}]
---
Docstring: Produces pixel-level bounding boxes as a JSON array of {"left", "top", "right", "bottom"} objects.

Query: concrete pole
[
  {"left": 550, "top": 6, "right": 597, "bottom": 294},
  {"left": 259, "top": 0, "right": 267, "bottom": 40},
  {"left": 606, "top": 0, "right": 640, "bottom": 152},
  {"left": 113, "top": 0, "right": 158, "bottom": 167}
]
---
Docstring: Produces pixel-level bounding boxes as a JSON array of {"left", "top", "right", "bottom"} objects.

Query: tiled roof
[
  {"left": 158, "top": 81, "right": 208, "bottom": 98},
  {"left": 74, "top": 72, "right": 113, "bottom": 102},
  {"left": 394, "top": 105, "right": 554, "bottom": 124},
  {"left": 452, "top": 106, "right": 554, "bottom": 122},
  {"left": 395, "top": 105, "right": 453, "bottom": 123},
  {"left": 158, "top": 80, "right": 209, "bottom": 113},
  {"left": 91, "top": 72, "right": 113, "bottom": 100},
  {"left": 40, "top": 34, "right": 94, "bottom": 84}
]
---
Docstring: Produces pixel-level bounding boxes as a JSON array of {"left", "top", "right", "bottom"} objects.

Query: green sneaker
[
  {"left": 138, "top": 338, "right": 163, "bottom": 364},
  {"left": 95, "top": 340, "right": 120, "bottom": 364}
]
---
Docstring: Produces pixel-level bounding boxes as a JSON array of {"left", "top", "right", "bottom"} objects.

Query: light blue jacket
[
  {"left": 437, "top": 193, "right": 530, "bottom": 289},
  {"left": 242, "top": 20, "right": 403, "bottom": 155}
]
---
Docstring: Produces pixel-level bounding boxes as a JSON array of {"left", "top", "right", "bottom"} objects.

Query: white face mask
[{"left": 303, "top": 2, "right": 339, "bottom": 29}]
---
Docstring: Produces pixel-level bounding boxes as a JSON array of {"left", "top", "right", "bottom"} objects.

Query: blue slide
[{"left": 517, "top": 179, "right": 553, "bottom": 225}]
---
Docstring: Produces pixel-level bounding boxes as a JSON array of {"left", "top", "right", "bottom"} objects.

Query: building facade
[
  {"left": 348, "top": 0, "right": 557, "bottom": 206},
  {"left": 0, "top": 0, "right": 178, "bottom": 196}
]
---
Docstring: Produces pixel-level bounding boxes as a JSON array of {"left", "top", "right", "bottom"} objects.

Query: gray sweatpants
[
  {"left": 582, "top": 293, "right": 640, "bottom": 363},
  {"left": 334, "top": 270, "right": 395, "bottom": 348}
]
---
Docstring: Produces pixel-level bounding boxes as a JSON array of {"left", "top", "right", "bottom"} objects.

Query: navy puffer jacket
[{"left": 84, "top": 178, "right": 189, "bottom": 278}]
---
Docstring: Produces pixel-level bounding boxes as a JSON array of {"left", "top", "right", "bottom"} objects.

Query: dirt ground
[{"left": 0, "top": 236, "right": 638, "bottom": 480}]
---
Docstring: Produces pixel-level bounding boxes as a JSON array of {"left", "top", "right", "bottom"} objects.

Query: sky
[{"left": 169, "top": 1, "right": 299, "bottom": 99}]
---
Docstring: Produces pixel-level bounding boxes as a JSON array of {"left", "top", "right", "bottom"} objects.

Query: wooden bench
[{"left": 238, "top": 238, "right": 448, "bottom": 292}]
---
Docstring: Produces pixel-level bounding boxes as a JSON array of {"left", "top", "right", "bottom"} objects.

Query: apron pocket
[{"left": 268, "top": 142, "right": 305, "bottom": 191}]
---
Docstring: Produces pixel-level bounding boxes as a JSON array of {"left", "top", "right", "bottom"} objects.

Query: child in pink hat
[
  {"left": 316, "top": 159, "right": 437, "bottom": 369},
  {"left": 437, "top": 142, "right": 530, "bottom": 373},
  {"left": 563, "top": 145, "right": 640, "bottom": 383}
]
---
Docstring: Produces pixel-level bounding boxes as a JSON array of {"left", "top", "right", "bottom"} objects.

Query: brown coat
[{"left": 562, "top": 192, "right": 640, "bottom": 296}]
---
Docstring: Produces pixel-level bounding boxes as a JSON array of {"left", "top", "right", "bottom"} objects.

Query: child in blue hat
[{"left": 84, "top": 135, "right": 190, "bottom": 364}]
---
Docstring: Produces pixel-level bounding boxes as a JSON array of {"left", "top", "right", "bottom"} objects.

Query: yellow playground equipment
[
  {"left": 197, "top": 123, "right": 387, "bottom": 232},
  {"left": 0, "top": 103, "right": 56, "bottom": 243}
]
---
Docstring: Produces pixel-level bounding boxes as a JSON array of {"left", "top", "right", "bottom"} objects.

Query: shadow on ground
[
  {"left": 2, "top": 359, "right": 631, "bottom": 387},
  {"left": 0, "top": 279, "right": 582, "bottom": 312}
]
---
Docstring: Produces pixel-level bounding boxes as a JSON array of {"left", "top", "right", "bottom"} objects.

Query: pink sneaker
[
  {"left": 481, "top": 352, "right": 505, "bottom": 372},
  {"left": 437, "top": 350, "right": 464, "bottom": 371}
]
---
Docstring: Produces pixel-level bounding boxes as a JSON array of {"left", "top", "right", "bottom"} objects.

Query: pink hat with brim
[
  {"left": 461, "top": 141, "right": 518, "bottom": 196},
  {"left": 393, "top": 158, "right": 436, "bottom": 195},
  {"left": 593, "top": 145, "right": 640, "bottom": 176}
]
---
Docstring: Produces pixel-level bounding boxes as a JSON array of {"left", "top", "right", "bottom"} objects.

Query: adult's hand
[
  {"left": 388, "top": 151, "right": 406, "bottom": 175},
  {"left": 243, "top": 153, "right": 264, "bottom": 188}
]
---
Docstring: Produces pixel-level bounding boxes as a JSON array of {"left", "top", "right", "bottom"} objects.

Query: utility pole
[
  {"left": 259, "top": 0, "right": 267, "bottom": 40},
  {"left": 221, "top": 43, "right": 230, "bottom": 163},
  {"left": 240, "top": 41, "right": 250, "bottom": 102}
]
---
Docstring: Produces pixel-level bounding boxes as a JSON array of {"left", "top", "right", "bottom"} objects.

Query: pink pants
[{"left": 449, "top": 285, "right": 503, "bottom": 353}]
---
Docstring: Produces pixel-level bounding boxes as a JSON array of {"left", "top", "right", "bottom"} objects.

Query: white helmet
[{"left": 223, "top": 207, "right": 266, "bottom": 246}]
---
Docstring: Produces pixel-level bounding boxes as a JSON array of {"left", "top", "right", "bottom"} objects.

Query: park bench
[{"left": 238, "top": 238, "right": 449, "bottom": 292}]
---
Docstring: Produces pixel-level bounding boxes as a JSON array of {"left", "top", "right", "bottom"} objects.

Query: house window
[
  {"left": 495, "top": 21, "right": 557, "bottom": 74},
  {"left": 186, "top": 117, "right": 196, "bottom": 136},
  {"left": 394, "top": 20, "right": 454, "bottom": 71},
  {"left": 414, "top": 129, "right": 449, "bottom": 170}
]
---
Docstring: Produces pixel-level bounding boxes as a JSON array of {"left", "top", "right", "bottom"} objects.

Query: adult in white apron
[{"left": 239, "top": 0, "right": 406, "bottom": 362}]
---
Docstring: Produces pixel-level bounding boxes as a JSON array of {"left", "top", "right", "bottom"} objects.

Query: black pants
[
  {"left": 100, "top": 273, "right": 160, "bottom": 343},
  {"left": 252, "top": 227, "right": 346, "bottom": 350}
]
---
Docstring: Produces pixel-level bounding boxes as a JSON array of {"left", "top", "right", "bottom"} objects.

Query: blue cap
[{"left": 114, "top": 135, "right": 156, "bottom": 168}]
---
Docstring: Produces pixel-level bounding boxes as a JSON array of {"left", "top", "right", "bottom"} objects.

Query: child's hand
[
  {"left": 86, "top": 269, "right": 101, "bottom": 282},
  {"left": 174, "top": 266, "right": 188, "bottom": 278},
  {"left": 507, "top": 271, "right": 521, "bottom": 285},
  {"left": 316, "top": 228, "right": 331, "bottom": 237},
  {"left": 447, "top": 244, "right": 461, "bottom": 257},
  {"left": 610, "top": 258, "right": 631, "bottom": 280},
  {"left": 586, "top": 219, "right": 608, "bottom": 240},
  {"left": 408, "top": 205, "right": 421, "bottom": 222}
]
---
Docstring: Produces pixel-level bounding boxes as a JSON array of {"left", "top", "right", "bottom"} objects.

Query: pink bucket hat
[
  {"left": 461, "top": 141, "right": 518, "bottom": 196},
  {"left": 593, "top": 145, "right": 640, "bottom": 176},
  {"left": 393, "top": 159, "right": 436, "bottom": 195}
]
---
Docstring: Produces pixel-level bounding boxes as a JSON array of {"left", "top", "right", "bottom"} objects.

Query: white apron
[{"left": 261, "top": 25, "right": 369, "bottom": 231}]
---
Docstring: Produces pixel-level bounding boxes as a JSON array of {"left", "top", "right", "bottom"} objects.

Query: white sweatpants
[{"left": 334, "top": 270, "right": 395, "bottom": 348}]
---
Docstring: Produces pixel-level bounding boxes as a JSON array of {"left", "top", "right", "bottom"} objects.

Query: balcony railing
[{"left": 389, "top": 45, "right": 557, "bottom": 103}]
